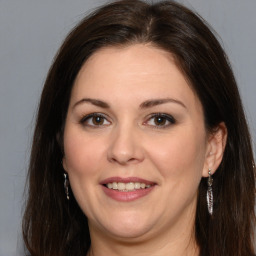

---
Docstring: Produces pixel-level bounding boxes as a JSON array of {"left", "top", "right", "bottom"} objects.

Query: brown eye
[
  {"left": 80, "top": 113, "right": 111, "bottom": 127},
  {"left": 154, "top": 116, "right": 167, "bottom": 126},
  {"left": 92, "top": 116, "right": 104, "bottom": 125},
  {"left": 145, "top": 113, "right": 176, "bottom": 128}
]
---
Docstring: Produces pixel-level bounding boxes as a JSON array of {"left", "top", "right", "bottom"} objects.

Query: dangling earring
[
  {"left": 64, "top": 173, "right": 70, "bottom": 200},
  {"left": 207, "top": 169, "right": 213, "bottom": 215}
]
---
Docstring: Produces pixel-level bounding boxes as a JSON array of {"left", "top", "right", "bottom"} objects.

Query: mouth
[
  {"left": 100, "top": 177, "right": 156, "bottom": 201},
  {"left": 104, "top": 181, "right": 153, "bottom": 192}
]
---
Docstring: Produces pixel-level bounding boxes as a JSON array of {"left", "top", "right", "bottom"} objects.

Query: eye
[
  {"left": 80, "top": 113, "right": 111, "bottom": 127},
  {"left": 145, "top": 113, "right": 176, "bottom": 128}
]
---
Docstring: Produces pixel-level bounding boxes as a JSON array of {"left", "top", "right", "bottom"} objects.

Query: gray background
[{"left": 0, "top": 0, "right": 255, "bottom": 255}]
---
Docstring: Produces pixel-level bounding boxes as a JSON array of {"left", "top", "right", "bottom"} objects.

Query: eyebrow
[
  {"left": 72, "top": 98, "right": 110, "bottom": 110},
  {"left": 72, "top": 97, "right": 186, "bottom": 110},
  {"left": 139, "top": 98, "right": 187, "bottom": 109}
]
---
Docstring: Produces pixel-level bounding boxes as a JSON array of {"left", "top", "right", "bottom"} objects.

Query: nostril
[
  {"left": 107, "top": 136, "right": 145, "bottom": 164},
  {"left": 110, "top": 157, "right": 140, "bottom": 165}
]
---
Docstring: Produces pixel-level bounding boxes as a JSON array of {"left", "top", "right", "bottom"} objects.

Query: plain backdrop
[{"left": 0, "top": 0, "right": 255, "bottom": 255}]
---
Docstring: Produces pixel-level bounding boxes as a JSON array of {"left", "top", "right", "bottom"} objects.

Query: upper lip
[{"left": 100, "top": 177, "right": 156, "bottom": 186}]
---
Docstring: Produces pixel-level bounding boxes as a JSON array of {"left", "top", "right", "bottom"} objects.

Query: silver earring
[
  {"left": 207, "top": 169, "right": 213, "bottom": 215},
  {"left": 64, "top": 173, "right": 70, "bottom": 200}
]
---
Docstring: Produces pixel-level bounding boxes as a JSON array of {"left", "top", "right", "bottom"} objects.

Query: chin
[
  {"left": 91, "top": 213, "right": 155, "bottom": 240},
  {"left": 104, "top": 224, "right": 153, "bottom": 240}
]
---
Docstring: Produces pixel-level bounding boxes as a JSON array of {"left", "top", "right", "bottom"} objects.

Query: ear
[
  {"left": 202, "top": 122, "right": 227, "bottom": 177},
  {"left": 56, "top": 132, "right": 67, "bottom": 172},
  {"left": 62, "top": 156, "right": 68, "bottom": 173}
]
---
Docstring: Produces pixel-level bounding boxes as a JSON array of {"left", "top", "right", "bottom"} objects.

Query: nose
[{"left": 107, "top": 124, "right": 144, "bottom": 165}]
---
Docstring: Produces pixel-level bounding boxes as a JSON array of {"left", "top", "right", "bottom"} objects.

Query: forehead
[{"left": 71, "top": 44, "right": 201, "bottom": 113}]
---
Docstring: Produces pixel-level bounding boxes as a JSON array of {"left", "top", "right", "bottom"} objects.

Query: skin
[{"left": 63, "top": 44, "right": 227, "bottom": 256}]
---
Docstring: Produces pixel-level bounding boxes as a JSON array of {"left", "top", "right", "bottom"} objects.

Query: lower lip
[{"left": 102, "top": 185, "right": 155, "bottom": 202}]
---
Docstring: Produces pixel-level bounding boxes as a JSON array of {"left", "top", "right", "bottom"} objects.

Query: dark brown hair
[{"left": 22, "top": 1, "right": 256, "bottom": 255}]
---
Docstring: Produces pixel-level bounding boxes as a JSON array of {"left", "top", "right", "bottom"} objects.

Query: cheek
[
  {"left": 63, "top": 127, "right": 107, "bottom": 214},
  {"left": 63, "top": 127, "right": 105, "bottom": 178},
  {"left": 145, "top": 128, "right": 207, "bottom": 218},
  {"left": 146, "top": 127, "right": 206, "bottom": 182}
]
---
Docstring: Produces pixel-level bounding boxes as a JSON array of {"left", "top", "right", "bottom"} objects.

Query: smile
[
  {"left": 101, "top": 177, "right": 156, "bottom": 202},
  {"left": 105, "top": 182, "right": 152, "bottom": 191}
]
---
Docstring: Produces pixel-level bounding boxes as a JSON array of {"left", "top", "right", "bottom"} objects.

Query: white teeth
[
  {"left": 134, "top": 182, "right": 141, "bottom": 189},
  {"left": 117, "top": 182, "right": 126, "bottom": 190},
  {"left": 112, "top": 182, "right": 118, "bottom": 189},
  {"left": 105, "top": 182, "right": 152, "bottom": 191},
  {"left": 125, "top": 182, "right": 135, "bottom": 190},
  {"left": 140, "top": 183, "right": 146, "bottom": 189},
  {"left": 107, "top": 183, "right": 113, "bottom": 189}
]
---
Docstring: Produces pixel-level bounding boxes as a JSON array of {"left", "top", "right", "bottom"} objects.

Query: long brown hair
[{"left": 22, "top": 1, "right": 256, "bottom": 255}]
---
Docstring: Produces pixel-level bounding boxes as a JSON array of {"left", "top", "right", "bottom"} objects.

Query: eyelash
[
  {"left": 79, "top": 113, "right": 111, "bottom": 127},
  {"left": 79, "top": 113, "right": 176, "bottom": 128},
  {"left": 145, "top": 113, "right": 176, "bottom": 129}
]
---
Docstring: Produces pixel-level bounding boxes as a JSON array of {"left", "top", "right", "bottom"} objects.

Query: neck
[
  {"left": 87, "top": 215, "right": 199, "bottom": 256},
  {"left": 88, "top": 239, "right": 199, "bottom": 256}
]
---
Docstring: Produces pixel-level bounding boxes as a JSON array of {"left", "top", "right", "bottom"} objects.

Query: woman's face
[{"left": 63, "top": 44, "right": 212, "bottom": 241}]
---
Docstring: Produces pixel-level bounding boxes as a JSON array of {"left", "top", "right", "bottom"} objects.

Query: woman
[{"left": 22, "top": 0, "right": 256, "bottom": 255}]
